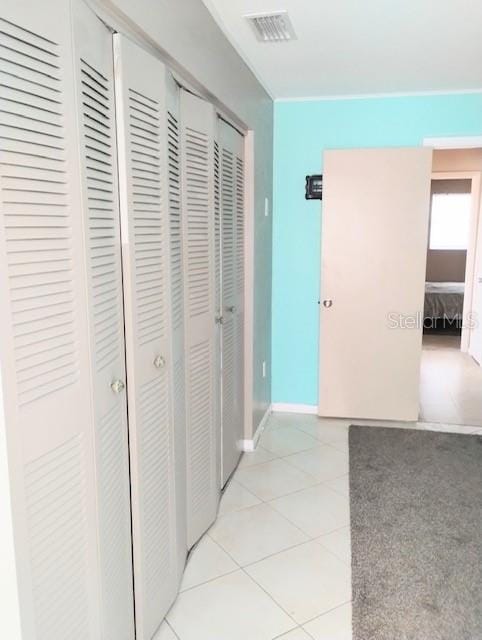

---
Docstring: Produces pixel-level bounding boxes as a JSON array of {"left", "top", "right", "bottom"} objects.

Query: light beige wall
[
  {"left": 432, "top": 149, "right": 482, "bottom": 171},
  {"left": 93, "top": 0, "right": 273, "bottom": 436},
  {"left": 426, "top": 250, "right": 467, "bottom": 282}
]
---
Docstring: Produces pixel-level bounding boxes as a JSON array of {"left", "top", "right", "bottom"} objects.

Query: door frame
[{"left": 430, "top": 171, "right": 481, "bottom": 353}]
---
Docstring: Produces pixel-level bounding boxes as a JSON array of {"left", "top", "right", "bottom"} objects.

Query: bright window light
[{"left": 429, "top": 192, "right": 471, "bottom": 250}]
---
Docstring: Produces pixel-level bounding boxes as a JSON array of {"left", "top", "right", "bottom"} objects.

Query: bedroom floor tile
[
  {"left": 238, "top": 445, "right": 278, "bottom": 469},
  {"left": 324, "top": 474, "right": 350, "bottom": 498},
  {"left": 303, "top": 603, "right": 352, "bottom": 640},
  {"left": 269, "top": 484, "right": 349, "bottom": 538},
  {"left": 209, "top": 502, "right": 308, "bottom": 566},
  {"left": 275, "top": 628, "right": 314, "bottom": 639},
  {"left": 234, "top": 458, "right": 318, "bottom": 501},
  {"left": 245, "top": 541, "right": 351, "bottom": 624},
  {"left": 260, "top": 425, "right": 321, "bottom": 457},
  {"left": 218, "top": 479, "right": 261, "bottom": 516},
  {"left": 167, "top": 571, "right": 296, "bottom": 640},
  {"left": 180, "top": 535, "right": 238, "bottom": 591},
  {"left": 294, "top": 420, "right": 350, "bottom": 445},
  {"left": 283, "top": 445, "right": 349, "bottom": 483},
  {"left": 316, "top": 526, "right": 352, "bottom": 565},
  {"left": 153, "top": 621, "right": 178, "bottom": 640}
]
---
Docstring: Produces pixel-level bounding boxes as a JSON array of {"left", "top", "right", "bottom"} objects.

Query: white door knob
[
  {"left": 111, "top": 379, "right": 125, "bottom": 394},
  {"left": 153, "top": 355, "right": 166, "bottom": 369}
]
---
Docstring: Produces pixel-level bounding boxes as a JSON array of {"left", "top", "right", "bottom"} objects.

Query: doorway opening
[{"left": 420, "top": 149, "right": 482, "bottom": 426}]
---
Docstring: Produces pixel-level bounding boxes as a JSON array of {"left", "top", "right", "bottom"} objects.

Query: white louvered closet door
[
  {"left": 72, "top": 4, "right": 135, "bottom": 639},
  {"left": 0, "top": 1, "right": 133, "bottom": 639},
  {"left": 114, "top": 34, "right": 181, "bottom": 640},
  {"left": 218, "top": 119, "right": 245, "bottom": 485},
  {"left": 180, "top": 90, "right": 219, "bottom": 547}
]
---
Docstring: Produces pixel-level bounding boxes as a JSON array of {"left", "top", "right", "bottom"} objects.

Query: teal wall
[{"left": 272, "top": 93, "right": 482, "bottom": 405}]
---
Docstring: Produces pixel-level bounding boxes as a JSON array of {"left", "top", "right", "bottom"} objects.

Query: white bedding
[{"left": 424, "top": 281, "right": 464, "bottom": 320}]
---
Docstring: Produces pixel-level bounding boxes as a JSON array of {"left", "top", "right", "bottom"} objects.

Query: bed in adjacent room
[{"left": 424, "top": 281, "right": 465, "bottom": 325}]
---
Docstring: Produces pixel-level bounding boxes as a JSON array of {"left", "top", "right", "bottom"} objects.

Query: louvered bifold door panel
[
  {"left": 180, "top": 90, "right": 219, "bottom": 547},
  {"left": 219, "top": 119, "right": 245, "bottom": 484},
  {"left": 234, "top": 140, "right": 245, "bottom": 471},
  {"left": 0, "top": 1, "right": 114, "bottom": 638},
  {"left": 72, "top": 3, "right": 134, "bottom": 640},
  {"left": 213, "top": 137, "right": 222, "bottom": 486},
  {"left": 166, "top": 72, "right": 188, "bottom": 577},
  {"left": 114, "top": 34, "right": 179, "bottom": 640}
]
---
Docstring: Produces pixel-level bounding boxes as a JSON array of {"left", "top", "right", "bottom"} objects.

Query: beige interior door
[{"left": 319, "top": 148, "right": 432, "bottom": 421}]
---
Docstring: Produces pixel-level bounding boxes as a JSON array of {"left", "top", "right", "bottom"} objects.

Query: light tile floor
[
  {"left": 157, "top": 413, "right": 482, "bottom": 640},
  {"left": 420, "top": 333, "right": 482, "bottom": 425}
]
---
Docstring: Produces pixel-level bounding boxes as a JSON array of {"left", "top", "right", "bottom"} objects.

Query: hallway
[
  {"left": 156, "top": 413, "right": 481, "bottom": 640},
  {"left": 420, "top": 334, "right": 482, "bottom": 425}
]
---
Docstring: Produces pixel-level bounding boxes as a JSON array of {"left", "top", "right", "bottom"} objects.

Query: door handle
[
  {"left": 111, "top": 379, "right": 125, "bottom": 394},
  {"left": 226, "top": 305, "right": 236, "bottom": 313},
  {"left": 322, "top": 299, "right": 333, "bottom": 308},
  {"left": 153, "top": 355, "right": 166, "bottom": 369}
]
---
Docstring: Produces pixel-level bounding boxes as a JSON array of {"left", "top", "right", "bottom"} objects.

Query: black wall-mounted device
[{"left": 305, "top": 174, "right": 323, "bottom": 200}]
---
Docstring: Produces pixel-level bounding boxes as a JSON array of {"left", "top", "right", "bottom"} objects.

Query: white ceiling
[{"left": 202, "top": 0, "right": 482, "bottom": 100}]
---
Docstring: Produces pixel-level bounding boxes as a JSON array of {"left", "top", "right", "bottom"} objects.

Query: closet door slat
[
  {"left": 180, "top": 89, "right": 219, "bottom": 547},
  {"left": 114, "top": 34, "right": 181, "bottom": 640}
]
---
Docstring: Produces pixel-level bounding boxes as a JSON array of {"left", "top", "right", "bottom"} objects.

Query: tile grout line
[
  {"left": 271, "top": 625, "right": 316, "bottom": 640},
  {"left": 178, "top": 565, "right": 241, "bottom": 594},
  {"left": 165, "top": 619, "right": 181, "bottom": 640},
  {"left": 300, "top": 598, "right": 353, "bottom": 632},
  {"left": 239, "top": 563, "right": 301, "bottom": 632}
]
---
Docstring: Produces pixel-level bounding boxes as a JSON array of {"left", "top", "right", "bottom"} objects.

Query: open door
[{"left": 318, "top": 148, "right": 432, "bottom": 421}]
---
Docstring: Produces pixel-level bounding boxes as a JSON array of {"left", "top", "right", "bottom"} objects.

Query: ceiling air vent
[{"left": 245, "top": 10, "right": 296, "bottom": 42}]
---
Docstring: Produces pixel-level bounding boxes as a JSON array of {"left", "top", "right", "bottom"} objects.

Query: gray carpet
[{"left": 349, "top": 425, "right": 482, "bottom": 640}]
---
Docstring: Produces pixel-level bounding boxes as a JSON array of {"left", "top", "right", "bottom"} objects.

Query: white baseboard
[
  {"left": 240, "top": 404, "right": 272, "bottom": 452},
  {"left": 271, "top": 403, "right": 318, "bottom": 415}
]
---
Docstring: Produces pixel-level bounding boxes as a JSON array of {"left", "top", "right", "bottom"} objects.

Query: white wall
[{"left": 94, "top": 0, "right": 274, "bottom": 435}]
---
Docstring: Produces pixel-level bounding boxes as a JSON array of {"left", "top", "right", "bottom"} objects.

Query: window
[{"left": 429, "top": 192, "right": 471, "bottom": 250}]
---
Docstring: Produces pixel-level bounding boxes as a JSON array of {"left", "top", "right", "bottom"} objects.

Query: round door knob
[
  {"left": 111, "top": 379, "right": 125, "bottom": 394},
  {"left": 227, "top": 305, "right": 236, "bottom": 313},
  {"left": 153, "top": 355, "right": 166, "bottom": 369},
  {"left": 323, "top": 299, "right": 333, "bottom": 308}
]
